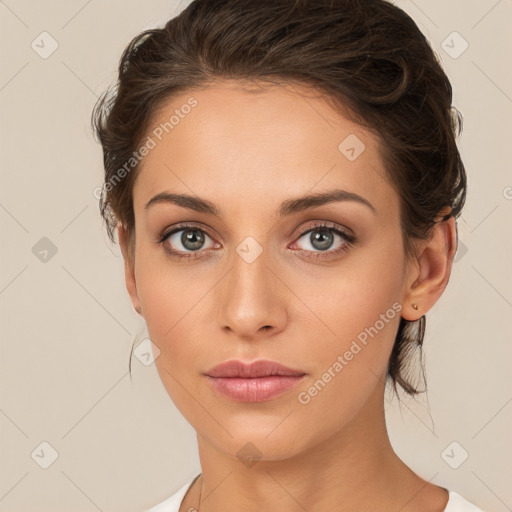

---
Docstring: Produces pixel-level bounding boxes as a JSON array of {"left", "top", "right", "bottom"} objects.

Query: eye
[
  {"left": 157, "top": 224, "right": 218, "bottom": 260},
  {"left": 156, "top": 221, "right": 357, "bottom": 261},
  {"left": 291, "top": 222, "right": 356, "bottom": 258}
]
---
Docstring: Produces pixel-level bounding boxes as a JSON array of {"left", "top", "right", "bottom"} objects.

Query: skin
[{"left": 118, "top": 80, "right": 457, "bottom": 512}]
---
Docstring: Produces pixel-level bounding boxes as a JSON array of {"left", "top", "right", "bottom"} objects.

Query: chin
[
  {"left": 197, "top": 410, "right": 317, "bottom": 458},
  {"left": 209, "top": 430, "right": 308, "bottom": 464}
]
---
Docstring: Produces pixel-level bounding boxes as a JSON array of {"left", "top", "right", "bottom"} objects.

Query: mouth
[{"left": 203, "top": 359, "right": 307, "bottom": 402}]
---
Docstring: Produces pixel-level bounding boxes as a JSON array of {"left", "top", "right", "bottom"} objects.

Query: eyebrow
[{"left": 144, "top": 188, "right": 376, "bottom": 217}]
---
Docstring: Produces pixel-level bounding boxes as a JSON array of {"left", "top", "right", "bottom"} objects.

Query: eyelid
[
  {"left": 293, "top": 220, "right": 355, "bottom": 240},
  {"left": 156, "top": 221, "right": 216, "bottom": 243}
]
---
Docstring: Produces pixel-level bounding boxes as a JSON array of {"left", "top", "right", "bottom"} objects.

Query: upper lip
[{"left": 204, "top": 359, "right": 306, "bottom": 378}]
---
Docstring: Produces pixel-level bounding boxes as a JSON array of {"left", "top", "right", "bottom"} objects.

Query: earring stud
[{"left": 412, "top": 303, "right": 419, "bottom": 310}]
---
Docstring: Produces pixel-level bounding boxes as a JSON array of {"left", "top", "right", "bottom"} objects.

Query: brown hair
[{"left": 92, "top": 0, "right": 466, "bottom": 396}]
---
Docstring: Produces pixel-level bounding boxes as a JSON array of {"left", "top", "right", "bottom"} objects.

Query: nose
[{"left": 218, "top": 243, "right": 288, "bottom": 341}]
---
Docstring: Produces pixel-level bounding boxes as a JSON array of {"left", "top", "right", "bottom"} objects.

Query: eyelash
[{"left": 156, "top": 221, "right": 357, "bottom": 261}]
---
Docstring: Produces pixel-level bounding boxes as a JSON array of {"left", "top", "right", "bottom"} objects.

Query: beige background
[{"left": 1, "top": 1, "right": 511, "bottom": 511}]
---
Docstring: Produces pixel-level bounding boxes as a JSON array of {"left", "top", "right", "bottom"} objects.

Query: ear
[
  {"left": 401, "top": 214, "right": 457, "bottom": 321},
  {"left": 118, "top": 223, "right": 143, "bottom": 316}
]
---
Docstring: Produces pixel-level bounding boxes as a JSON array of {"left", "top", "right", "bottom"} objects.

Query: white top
[{"left": 144, "top": 474, "right": 485, "bottom": 512}]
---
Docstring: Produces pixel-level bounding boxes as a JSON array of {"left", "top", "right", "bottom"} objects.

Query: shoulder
[
  {"left": 142, "top": 480, "right": 484, "bottom": 512},
  {"left": 143, "top": 474, "right": 200, "bottom": 512},
  {"left": 444, "top": 490, "right": 486, "bottom": 512}
]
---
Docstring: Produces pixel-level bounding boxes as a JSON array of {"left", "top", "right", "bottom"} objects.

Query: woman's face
[{"left": 123, "top": 80, "right": 419, "bottom": 460}]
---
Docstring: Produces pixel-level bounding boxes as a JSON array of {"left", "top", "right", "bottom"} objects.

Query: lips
[
  {"left": 204, "top": 359, "right": 306, "bottom": 378},
  {"left": 204, "top": 360, "right": 307, "bottom": 402}
]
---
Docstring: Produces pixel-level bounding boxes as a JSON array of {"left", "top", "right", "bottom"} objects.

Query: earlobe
[
  {"left": 402, "top": 215, "right": 457, "bottom": 321},
  {"left": 117, "top": 223, "right": 143, "bottom": 317}
]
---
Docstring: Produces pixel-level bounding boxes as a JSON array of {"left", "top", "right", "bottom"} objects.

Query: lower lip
[{"left": 205, "top": 375, "right": 306, "bottom": 402}]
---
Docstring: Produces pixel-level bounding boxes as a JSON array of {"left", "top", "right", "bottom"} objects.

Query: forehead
[{"left": 132, "top": 80, "right": 397, "bottom": 220}]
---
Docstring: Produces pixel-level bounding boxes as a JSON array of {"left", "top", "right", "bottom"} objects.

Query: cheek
[
  {"left": 132, "top": 245, "right": 217, "bottom": 402},
  {"left": 288, "top": 242, "right": 406, "bottom": 407},
  {"left": 285, "top": 295, "right": 402, "bottom": 449},
  {"left": 135, "top": 262, "right": 206, "bottom": 360},
  {"left": 135, "top": 261, "right": 211, "bottom": 422},
  {"left": 294, "top": 238, "right": 405, "bottom": 349}
]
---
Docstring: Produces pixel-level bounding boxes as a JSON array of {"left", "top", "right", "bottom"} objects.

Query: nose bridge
[
  {"left": 232, "top": 236, "right": 271, "bottom": 297},
  {"left": 218, "top": 233, "right": 286, "bottom": 337}
]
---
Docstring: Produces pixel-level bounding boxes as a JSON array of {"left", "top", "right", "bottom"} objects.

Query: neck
[{"left": 188, "top": 381, "right": 444, "bottom": 512}]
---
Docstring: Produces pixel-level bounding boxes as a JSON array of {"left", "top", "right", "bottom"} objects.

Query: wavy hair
[{"left": 92, "top": 0, "right": 467, "bottom": 395}]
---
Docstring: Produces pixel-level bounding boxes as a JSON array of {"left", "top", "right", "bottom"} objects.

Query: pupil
[
  {"left": 311, "top": 230, "right": 333, "bottom": 251},
  {"left": 182, "top": 229, "right": 204, "bottom": 250}
]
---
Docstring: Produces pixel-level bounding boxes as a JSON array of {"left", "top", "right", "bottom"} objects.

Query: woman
[{"left": 92, "top": 0, "right": 484, "bottom": 510}]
